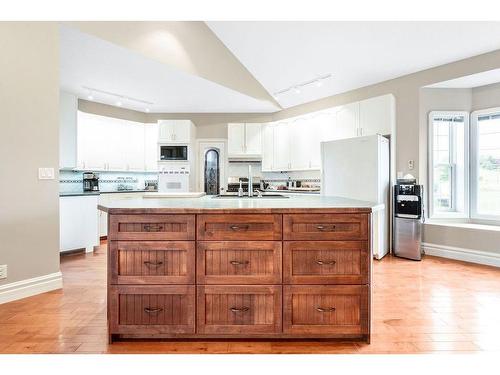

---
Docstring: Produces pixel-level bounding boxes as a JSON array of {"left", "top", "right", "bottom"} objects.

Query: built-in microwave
[{"left": 159, "top": 145, "right": 188, "bottom": 161}]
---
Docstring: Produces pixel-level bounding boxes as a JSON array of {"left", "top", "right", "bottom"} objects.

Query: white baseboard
[
  {"left": 0, "top": 271, "right": 63, "bottom": 304},
  {"left": 422, "top": 242, "right": 500, "bottom": 268}
]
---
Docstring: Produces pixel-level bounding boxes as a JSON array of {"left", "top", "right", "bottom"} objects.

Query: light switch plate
[
  {"left": 0, "top": 265, "right": 7, "bottom": 279},
  {"left": 38, "top": 167, "right": 55, "bottom": 180}
]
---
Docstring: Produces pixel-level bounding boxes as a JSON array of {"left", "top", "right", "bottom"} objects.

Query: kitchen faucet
[{"left": 248, "top": 164, "right": 253, "bottom": 197}]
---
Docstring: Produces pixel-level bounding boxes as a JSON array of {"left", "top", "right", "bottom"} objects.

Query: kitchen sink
[{"left": 212, "top": 194, "right": 289, "bottom": 199}]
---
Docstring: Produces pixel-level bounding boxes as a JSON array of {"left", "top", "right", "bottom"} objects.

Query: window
[
  {"left": 428, "top": 111, "right": 469, "bottom": 218},
  {"left": 471, "top": 108, "right": 500, "bottom": 222}
]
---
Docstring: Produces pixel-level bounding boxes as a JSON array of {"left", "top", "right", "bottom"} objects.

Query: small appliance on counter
[
  {"left": 82, "top": 172, "right": 99, "bottom": 192},
  {"left": 158, "top": 167, "right": 190, "bottom": 193},
  {"left": 393, "top": 177, "right": 424, "bottom": 261}
]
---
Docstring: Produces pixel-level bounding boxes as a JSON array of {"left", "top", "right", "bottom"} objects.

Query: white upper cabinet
[
  {"left": 59, "top": 92, "right": 78, "bottom": 169},
  {"left": 273, "top": 122, "right": 291, "bottom": 171},
  {"left": 289, "top": 118, "right": 310, "bottom": 170},
  {"left": 359, "top": 94, "right": 395, "bottom": 136},
  {"left": 227, "top": 123, "right": 262, "bottom": 158},
  {"left": 335, "top": 102, "right": 360, "bottom": 138},
  {"left": 158, "top": 120, "right": 193, "bottom": 143},
  {"left": 261, "top": 123, "right": 274, "bottom": 171},
  {"left": 245, "top": 123, "right": 262, "bottom": 155},
  {"left": 227, "top": 123, "right": 245, "bottom": 155},
  {"left": 123, "top": 122, "right": 145, "bottom": 171},
  {"left": 144, "top": 123, "right": 159, "bottom": 171}
]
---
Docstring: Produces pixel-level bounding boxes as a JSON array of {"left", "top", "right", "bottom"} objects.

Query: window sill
[{"left": 425, "top": 219, "right": 500, "bottom": 232}]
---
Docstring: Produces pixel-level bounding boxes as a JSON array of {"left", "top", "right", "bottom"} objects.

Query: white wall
[{"left": 0, "top": 23, "right": 61, "bottom": 295}]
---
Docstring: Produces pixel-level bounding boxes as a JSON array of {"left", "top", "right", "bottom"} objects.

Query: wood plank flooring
[{"left": 1, "top": 242, "right": 500, "bottom": 354}]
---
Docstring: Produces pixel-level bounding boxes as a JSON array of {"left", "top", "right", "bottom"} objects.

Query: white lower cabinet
[{"left": 60, "top": 195, "right": 99, "bottom": 253}]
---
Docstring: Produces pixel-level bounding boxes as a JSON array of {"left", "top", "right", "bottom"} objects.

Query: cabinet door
[
  {"left": 245, "top": 123, "right": 262, "bottom": 155},
  {"left": 124, "top": 121, "right": 145, "bottom": 171},
  {"left": 273, "top": 122, "right": 290, "bottom": 171},
  {"left": 261, "top": 123, "right": 274, "bottom": 171},
  {"left": 359, "top": 94, "right": 394, "bottom": 136},
  {"left": 335, "top": 102, "right": 359, "bottom": 139},
  {"left": 103, "top": 119, "right": 126, "bottom": 171},
  {"left": 77, "top": 111, "right": 107, "bottom": 170},
  {"left": 227, "top": 123, "right": 245, "bottom": 155},
  {"left": 289, "top": 118, "right": 310, "bottom": 170},
  {"left": 144, "top": 123, "right": 159, "bottom": 171},
  {"left": 172, "top": 120, "right": 191, "bottom": 143},
  {"left": 158, "top": 120, "right": 174, "bottom": 142},
  {"left": 59, "top": 92, "right": 77, "bottom": 169}
]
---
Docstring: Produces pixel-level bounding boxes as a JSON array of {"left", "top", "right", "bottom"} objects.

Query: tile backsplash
[{"left": 59, "top": 170, "right": 158, "bottom": 193}]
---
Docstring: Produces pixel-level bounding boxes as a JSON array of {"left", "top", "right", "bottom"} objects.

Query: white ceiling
[
  {"left": 426, "top": 68, "right": 500, "bottom": 88},
  {"left": 59, "top": 25, "right": 279, "bottom": 113},
  {"left": 207, "top": 21, "right": 500, "bottom": 109}
]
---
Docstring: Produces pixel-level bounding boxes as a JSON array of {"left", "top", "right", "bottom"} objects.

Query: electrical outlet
[
  {"left": 408, "top": 160, "right": 414, "bottom": 170},
  {"left": 0, "top": 265, "right": 7, "bottom": 279}
]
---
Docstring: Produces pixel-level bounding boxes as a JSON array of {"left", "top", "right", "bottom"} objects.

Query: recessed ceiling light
[
  {"left": 116, "top": 101, "right": 123, "bottom": 107},
  {"left": 293, "top": 87, "right": 301, "bottom": 94},
  {"left": 87, "top": 94, "right": 94, "bottom": 100},
  {"left": 315, "top": 80, "right": 323, "bottom": 87},
  {"left": 145, "top": 108, "right": 150, "bottom": 112}
]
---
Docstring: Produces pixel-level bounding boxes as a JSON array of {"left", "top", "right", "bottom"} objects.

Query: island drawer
[
  {"left": 197, "top": 214, "right": 282, "bottom": 241},
  {"left": 109, "top": 285, "right": 196, "bottom": 335},
  {"left": 109, "top": 241, "right": 195, "bottom": 284},
  {"left": 197, "top": 241, "right": 282, "bottom": 284},
  {"left": 197, "top": 285, "right": 282, "bottom": 334},
  {"left": 108, "top": 214, "right": 195, "bottom": 241},
  {"left": 283, "top": 285, "right": 368, "bottom": 335},
  {"left": 283, "top": 241, "right": 369, "bottom": 284},
  {"left": 283, "top": 214, "right": 368, "bottom": 241}
]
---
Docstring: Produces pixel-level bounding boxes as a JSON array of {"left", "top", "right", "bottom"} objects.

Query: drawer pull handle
[
  {"left": 230, "top": 306, "right": 250, "bottom": 313},
  {"left": 144, "top": 307, "right": 163, "bottom": 314},
  {"left": 143, "top": 224, "right": 164, "bottom": 232},
  {"left": 144, "top": 261, "right": 164, "bottom": 267},
  {"left": 229, "top": 225, "right": 250, "bottom": 231},
  {"left": 230, "top": 260, "right": 250, "bottom": 266},
  {"left": 316, "top": 307, "right": 336, "bottom": 313},
  {"left": 316, "top": 225, "right": 335, "bottom": 231},
  {"left": 316, "top": 260, "right": 336, "bottom": 265}
]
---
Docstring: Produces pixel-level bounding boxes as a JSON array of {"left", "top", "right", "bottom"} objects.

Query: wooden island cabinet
[{"left": 100, "top": 197, "right": 375, "bottom": 342}]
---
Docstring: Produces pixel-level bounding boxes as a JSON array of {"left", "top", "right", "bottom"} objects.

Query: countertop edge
[{"left": 97, "top": 205, "right": 376, "bottom": 214}]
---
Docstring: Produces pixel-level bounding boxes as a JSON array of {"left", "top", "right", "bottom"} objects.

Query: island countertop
[{"left": 98, "top": 194, "right": 383, "bottom": 214}]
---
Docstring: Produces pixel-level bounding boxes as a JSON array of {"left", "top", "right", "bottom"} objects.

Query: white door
[
  {"left": 261, "top": 123, "right": 274, "bottom": 171},
  {"left": 227, "top": 123, "right": 245, "bottom": 155},
  {"left": 144, "top": 123, "right": 159, "bottom": 171},
  {"left": 197, "top": 140, "right": 226, "bottom": 194},
  {"left": 245, "top": 123, "right": 262, "bottom": 155},
  {"left": 172, "top": 120, "right": 191, "bottom": 143},
  {"left": 359, "top": 94, "right": 394, "bottom": 136},
  {"left": 335, "top": 102, "right": 360, "bottom": 139},
  {"left": 273, "top": 122, "right": 290, "bottom": 171}
]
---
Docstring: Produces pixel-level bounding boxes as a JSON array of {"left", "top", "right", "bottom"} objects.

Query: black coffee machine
[{"left": 83, "top": 172, "right": 99, "bottom": 192}]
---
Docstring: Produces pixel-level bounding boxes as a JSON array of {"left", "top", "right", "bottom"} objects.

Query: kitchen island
[{"left": 98, "top": 195, "right": 381, "bottom": 343}]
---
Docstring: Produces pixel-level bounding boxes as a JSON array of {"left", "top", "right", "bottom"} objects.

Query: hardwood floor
[{"left": 1, "top": 243, "right": 500, "bottom": 354}]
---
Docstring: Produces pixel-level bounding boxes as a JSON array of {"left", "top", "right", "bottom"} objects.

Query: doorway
[{"left": 197, "top": 139, "right": 227, "bottom": 194}]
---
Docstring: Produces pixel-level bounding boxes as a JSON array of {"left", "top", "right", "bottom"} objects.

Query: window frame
[
  {"left": 470, "top": 107, "right": 500, "bottom": 224},
  {"left": 428, "top": 111, "right": 469, "bottom": 220}
]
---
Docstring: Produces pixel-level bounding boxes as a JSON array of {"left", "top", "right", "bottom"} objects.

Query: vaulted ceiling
[{"left": 60, "top": 21, "right": 500, "bottom": 113}]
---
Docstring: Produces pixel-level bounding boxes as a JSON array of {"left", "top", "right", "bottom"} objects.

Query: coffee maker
[{"left": 83, "top": 172, "right": 99, "bottom": 192}]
